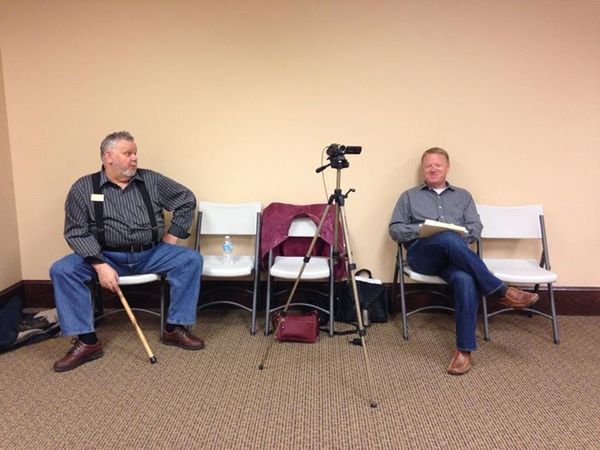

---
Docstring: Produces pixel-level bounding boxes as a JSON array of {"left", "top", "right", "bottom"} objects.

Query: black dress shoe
[
  {"left": 162, "top": 327, "right": 205, "bottom": 350},
  {"left": 53, "top": 339, "right": 103, "bottom": 372}
]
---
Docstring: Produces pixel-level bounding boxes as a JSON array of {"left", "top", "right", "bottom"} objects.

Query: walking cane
[{"left": 115, "top": 286, "right": 157, "bottom": 364}]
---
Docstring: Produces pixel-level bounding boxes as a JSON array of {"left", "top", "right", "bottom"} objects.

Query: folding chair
[
  {"left": 264, "top": 217, "right": 335, "bottom": 336},
  {"left": 93, "top": 274, "right": 168, "bottom": 340},
  {"left": 194, "top": 201, "right": 262, "bottom": 335},
  {"left": 477, "top": 204, "right": 559, "bottom": 344},
  {"left": 391, "top": 243, "right": 454, "bottom": 339}
]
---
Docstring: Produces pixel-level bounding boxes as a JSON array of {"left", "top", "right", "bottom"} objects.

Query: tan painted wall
[
  {"left": 0, "top": 0, "right": 598, "bottom": 286},
  {"left": 0, "top": 48, "right": 22, "bottom": 290}
]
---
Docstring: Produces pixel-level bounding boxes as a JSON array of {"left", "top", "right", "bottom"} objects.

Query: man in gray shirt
[
  {"left": 389, "top": 147, "right": 539, "bottom": 375},
  {"left": 50, "top": 131, "right": 204, "bottom": 372}
]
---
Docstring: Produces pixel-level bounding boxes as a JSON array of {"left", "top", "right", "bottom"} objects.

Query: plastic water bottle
[{"left": 223, "top": 235, "right": 233, "bottom": 264}]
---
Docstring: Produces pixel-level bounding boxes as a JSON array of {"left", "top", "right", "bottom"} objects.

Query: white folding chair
[
  {"left": 391, "top": 244, "right": 454, "bottom": 340},
  {"left": 194, "top": 201, "right": 262, "bottom": 335},
  {"left": 93, "top": 274, "right": 168, "bottom": 339},
  {"left": 477, "top": 204, "right": 559, "bottom": 344},
  {"left": 264, "top": 216, "right": 335, "bottom": 336}
]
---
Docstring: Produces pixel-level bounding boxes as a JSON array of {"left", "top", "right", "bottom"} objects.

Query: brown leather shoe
[
  {"left": 498, "top": 287, "right": 539, "bottom": 309},
  {"left": 53, "top": 339, "right": 103, "bottom": 372},
  {"left": 162, "top": 327, "right": 205, "bottom": 350},
  {"left": 447, "top": 350, "right": 472, "bottom": 375}
]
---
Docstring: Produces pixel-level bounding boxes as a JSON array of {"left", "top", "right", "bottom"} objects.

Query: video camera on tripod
[
  {"left": 325, "top": 143, "right": 362, "bottom": 156},
  {"left": 318, "top": 144, "right": 362, "bottom": 171},
  {"left": 260, "top": 141, "right": 378, "bottom": 408}
]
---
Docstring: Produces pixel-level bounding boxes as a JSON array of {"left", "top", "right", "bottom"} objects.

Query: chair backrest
[
  {"left": 477, "top": 204, "right": 543, "bottom": 239},
  {"left": 287, "top": 216, "right": 317, "bottom": 237},
  {"left": 198, "top": 201, "right": 261, "bottom": 235}
]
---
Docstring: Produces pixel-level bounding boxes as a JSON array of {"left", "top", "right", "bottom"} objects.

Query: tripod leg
[
  {"left": 338, "top": 205, "right": 378, "bottom": 408},
  {"left": 259, "top": 202, "right": 334, "bottom": 368},
  {"left": 265, "top": 250, "right": 273, "bottom": 336},
  {"left": 280, "top": 202, "right": 334, "bottom": 314}
]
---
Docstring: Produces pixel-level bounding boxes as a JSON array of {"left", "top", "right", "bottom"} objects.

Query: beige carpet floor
[{"left": 1, "top": 311, "right": 599, "bottom": 449}]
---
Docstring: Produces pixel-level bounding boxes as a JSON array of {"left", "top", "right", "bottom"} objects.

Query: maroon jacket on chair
[{"left": 260, "top": 202, "right": 347, "bottom": 279}]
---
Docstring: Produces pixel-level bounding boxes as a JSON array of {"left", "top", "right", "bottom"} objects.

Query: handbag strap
[
  {"left": 320, "top": 323, "right": 360, "bottom": 336},
  {"left": 355, "top": 268, "right": 373, "bottom": 278}
]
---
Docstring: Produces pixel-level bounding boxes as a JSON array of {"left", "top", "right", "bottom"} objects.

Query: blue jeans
[
  {"left": 50, "top": 243, "right": 203, "bottom": 336},
  {"left": 407, "top": 231, "right": 503, "bottom": 352}
]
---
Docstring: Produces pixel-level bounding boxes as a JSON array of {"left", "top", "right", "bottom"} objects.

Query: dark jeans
[
  {"left": 50, "top": 243, "right": 202, "bottom": 336},
  {"left": 407, "top": 231, "right": 503, "bottom": 351}
]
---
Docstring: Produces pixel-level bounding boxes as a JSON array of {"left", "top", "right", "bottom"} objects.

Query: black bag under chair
[
  {"left": 335, "top": 269, "right": 389, "bottom": 324},
  {"left": 0, "top": 295, "right": 60, "bottom": 353}
]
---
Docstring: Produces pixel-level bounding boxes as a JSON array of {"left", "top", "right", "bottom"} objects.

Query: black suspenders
[
  {"left": 91, "top": 172, "right": 106, "bottom": 247},
  {"left": 91, "top": 171, "right": 159, "bottom": 248}
]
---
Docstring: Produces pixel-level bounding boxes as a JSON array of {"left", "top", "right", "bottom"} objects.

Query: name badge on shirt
[{"left": 91, "top": 194, "right": 104, "bottom": 202}]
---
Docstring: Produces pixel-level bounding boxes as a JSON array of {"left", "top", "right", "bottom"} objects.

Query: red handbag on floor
[{"left": 273, "top": 310, "right": 319, "bottom": 343}]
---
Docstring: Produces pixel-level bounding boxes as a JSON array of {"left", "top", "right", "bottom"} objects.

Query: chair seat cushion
[
  {"left": 202, "top": 255, "right": 255, "bottom": 277},
  {"left": 270, "top": 256, "right": 330, "bottom": 280},
  {"left": 118, "top": 274, "right": 161, "bottom": 285},
  {"left": 404, "top": 266, "right": 447, "bottom": 284},
  {"left": 483, "top": 258, "right": 558, "bottom": 284}
]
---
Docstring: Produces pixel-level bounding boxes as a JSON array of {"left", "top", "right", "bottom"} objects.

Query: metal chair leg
[
  {"left": 399, "top": 278, "right": 409, "bottom": 340},
  {"left": 391, "top": 263, "right": 398, "bottom": 315},
  {"left": 264, "top": 252, "right": 273, "bottom": 336},
  {"left": 93, "top": 283, "right": 104, "bottom": 322},
  {"left": 482, "top": 295, "right": 490, "bottom": 341},
  {"left": 250, "top": 270, "right": 259, "bottom": 336},
  {"left": 328, "top": 257, "right": 334, "bottom": 337},
  {"left": 548, "top": 283, "right": 560, "bottom": 344}
]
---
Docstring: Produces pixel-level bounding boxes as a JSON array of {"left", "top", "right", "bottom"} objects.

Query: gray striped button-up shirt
[
  {"left": 389, "top": 183, "right": 482, "bottom": 245},
  {"left": 64, "top": 168, "right": 196, "bottom": 260}
]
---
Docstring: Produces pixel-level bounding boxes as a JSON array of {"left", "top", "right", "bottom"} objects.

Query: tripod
[{"left": 258, "top": 151, "right": 378, "bottom": 408}]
